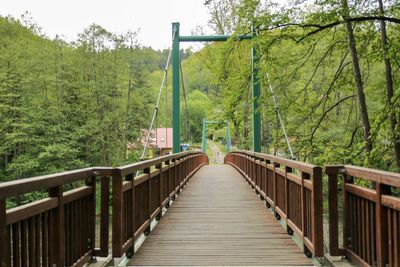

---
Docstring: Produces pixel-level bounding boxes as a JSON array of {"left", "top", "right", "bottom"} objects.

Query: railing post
[
  {"left": 86, "top": 174, "right": 96, "bottom": 257},
  {"left": 252, "top": 155, "right": 256, "bottom": 184},
  {"left": 326, "top": 166, "right": 344, "bottom": 257},
  {"left": 0, "top": 199, "right": 10, "bottom": 267},
  {"left": 312, "top": 166, "right": 323, "bottom": 257},
  {"left": 98, "top": 176, "right": 110, "bottom": 257},
  {"left": 164, "top": 159, "right": 171, "bottom": 208},
  {"left": 182, "top": 156, "right": 186, "bottom": 184},
  {"left": 255, "top": 157, "right": 260, "bottom": 193},
  {"left": 189, "top": 156, "right": 192, "bottom": 173},
  {"left": 342, "top": 173, "right": 352, "bottom": 252},
  {"left": 328, "top": 172, "right": 338, "bottom": 255},
  {"left": 244, "top": 155, "right": 247, "bottom": 176},
  {"left": 183, "top": 156, "right": 186, "bottom": 184},
  {"left": 266, "top": 159, "right": 272, "bottom": 207},
  {"left": 126, "top": 173, "right": 135, "bottom": 257},
  {"left": 144, "top": 167, "right": 151, "bottom": 235},
  {"left": 180, "top": 157, "right": 183, "bottom": 189},
  {"left": 177, "top": 157, "right": 181, "bottom": 191},
  {"left": 260, "top": 158, "right": 265, "bottom": 197},
  {"left": 156, "top": 163, "right": 163, "bottom": 220},
  {"left": 248, "top": 155, "right": 252, "bottom": 184},
  {"left": 376, "top": 182, "right": 390, "bottom": 267},
  {"left": 172, "top": 158, "right": 177, "bottom": 199},
  {"left": 301, "top": 172, "right": 307, "bottom": 253},
  {"left": 48, "top": 185, "right": 65, "bottom": 266},
  {"left": 273, "top": 162, "right": 279, "bottom": 217},
  {"left": 177, "top": 157, "right": 180, "bottom": 193},
  {"left": 247, "top": 154, "right": 250, "bottom": 177},
  {"left": 112, "top": 169, "right": 123, "bottom": 257},
  {"left": 186, "top": 155, "right": 189, "bottom": 175},
  {"left": 285, "top": 166, "right": 292, "bottom": 234}
]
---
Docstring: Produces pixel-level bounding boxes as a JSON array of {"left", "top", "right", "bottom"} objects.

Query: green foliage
[
  {"left": 182, "top": 90, "right": 213, "bottom": 142},
  {"left": 197, "top": 0, "right": 400, "bottom": 173},
  {"left": 0, "top": 16, "right": 169, "bottom": 203},
  {"left": 2, "top": 0, "right": 400, "bottom": 211}
]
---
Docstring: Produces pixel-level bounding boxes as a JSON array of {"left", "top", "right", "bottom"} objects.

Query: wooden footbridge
[{"left": 1, "top": 150, "right": 399, "bottom": 267}]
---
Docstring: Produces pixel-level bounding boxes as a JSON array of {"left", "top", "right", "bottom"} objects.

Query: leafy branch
[{"left": 309, "top": 95, "right": 356, "bottom": 145}]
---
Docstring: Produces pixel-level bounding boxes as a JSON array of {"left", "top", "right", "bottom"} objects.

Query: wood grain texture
[{"left": 128, "top": 165, "right": 314, "bottom": 266}]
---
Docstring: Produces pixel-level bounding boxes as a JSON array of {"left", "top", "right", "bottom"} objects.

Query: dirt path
[{"left": 207, "top": 140, "right": 225, "bottom": 164}]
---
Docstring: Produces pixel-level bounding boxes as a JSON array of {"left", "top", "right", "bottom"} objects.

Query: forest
[{"left": 1, "top": 0, "right": 400, "bottom": 188}]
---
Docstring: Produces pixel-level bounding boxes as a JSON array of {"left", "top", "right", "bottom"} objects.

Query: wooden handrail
[
  {"left": 326, "top": 165, "right": 400, "bottom": 267},
  {"left": 0, "top": 151, "right": 208, "bottom": 267},
  {"left": 111, "top": 152, "right": 208, "bottom": 257},
  {"left": 224, "top": 150, "right": 324, "bottom": 258}
]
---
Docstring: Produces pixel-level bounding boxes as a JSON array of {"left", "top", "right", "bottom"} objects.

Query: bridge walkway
[{"left": 128, "top": 164, "right": 314, "bottom": 266}]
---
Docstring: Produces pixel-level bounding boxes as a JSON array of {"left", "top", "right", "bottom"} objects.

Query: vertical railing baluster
[
  {"left": 342, "top": 174, "right": 352, "bottom": 254},
  {"left": 186, "top": 156, "right": 189, "bottom": 178},
  {"left": 376, "top": 182, "right": 390, "bottom": 267},
  {"left": 178, "top": 157, "right": 182, "bottom": 192},
  {"left": 86, "top": 174, "right": 96, "bottom": 259},
  {"left": 166, "top": 159, "right": 171, "bottom": 207},
  {"left": 156, "top": 163, "right": 163, "bottom": 220},
  {"left": 273, "top": 162, "right": 279, "bottom": 219},
  {"left": 112, "top": 169, "right": 123, "bottom": 257},
  {"left": 99, "top": 176, "right": 110, "bottom": 257},
  {"left": 311, "top": 166, "right": 323, "bottom": 257},
  {"left": 172, "top": 158, "right": 176, "bottom": 200},
  {"left": 49, "top": 185, "right": 64, "bottom": 266},
  {"left": 260, "top": 158, "right": 265, "bottom": 199},
  {"left": 144, "top": 167, "right": 151, "bottom": 236},
  {"left": 266, "top": 159, "right": 272, "bottom": 208},
  {"left": 285, "top": 166, "right": 292, "bottom": 234},
  {"left": 301, "top": 172, "right": 307, "bottom": 251},
  {"left": 126, "top": 173, "right": 135, "bottom": 257},
  {"left": 328, "top": 171, "right": 338, "bottom": 255},
  {"left": 0, "top": 198, "right": 9, "bottom": 267}
]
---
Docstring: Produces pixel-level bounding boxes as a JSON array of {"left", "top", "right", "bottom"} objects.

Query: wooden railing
[
  {"left": 224, "top": 150, "right": 323, "bottom": 257},
  {"left": 326, "top": 165, "right": 400, "bottom": 267},
  {"left": 0, "top": 151, "right": 208, "bottom": 267},
  {"left": 111, "top": 151, "right": 208, "bottom": 257}
]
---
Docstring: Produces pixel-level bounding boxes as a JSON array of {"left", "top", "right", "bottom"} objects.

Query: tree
[
  {"left": 377, "top": 0, "right": 400, "bottom": 167},
  {"left": 341, "top": 0, "right": 373, "bottom": 153}
]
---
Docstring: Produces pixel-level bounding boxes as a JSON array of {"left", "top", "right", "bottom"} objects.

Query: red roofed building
[
  {"left": 127, "top": 128, "right": 173, "bottom": 158},
  {"left": 152, "top": 128, "right": 173, "bottom": 153}
]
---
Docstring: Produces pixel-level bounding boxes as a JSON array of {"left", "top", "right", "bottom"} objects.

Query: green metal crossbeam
[
  {"left": 180, "top": 34, "right": 252, "bottom": 42},
  {"left": 201, "top": 119, "right": 232, "bottom": 153}
]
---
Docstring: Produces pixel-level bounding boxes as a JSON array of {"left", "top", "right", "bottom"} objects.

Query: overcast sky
[{"left": 1, "top": 0, "right": 212, "bottom": 50}]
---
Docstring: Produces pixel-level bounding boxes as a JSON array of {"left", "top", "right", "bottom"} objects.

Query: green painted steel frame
[
  {"left": 172, "top": 22, "right": 260, "bottom": 153},
  {"left": 201, "top": 119, "right": 231, "bottom": 153}
]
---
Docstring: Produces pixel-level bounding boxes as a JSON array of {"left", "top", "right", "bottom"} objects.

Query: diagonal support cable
[
  {"left": 266, "top": 72, "right": 295, "bottom": 159},
  {"left": 180, "top": 61, "right": 190, "bottom": 142},
  {"left": 140, "top": 33, "right": 175, "bottom": 162}
]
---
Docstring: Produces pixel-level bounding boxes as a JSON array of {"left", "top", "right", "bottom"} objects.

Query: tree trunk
[
  {"left": 378, "top": 0, "right": 400, "bottom": 167},
  {"left": 341, "top": 0, "right": 373, "bottom": 152}
]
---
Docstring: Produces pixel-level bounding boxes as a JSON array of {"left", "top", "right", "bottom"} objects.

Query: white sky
[{"left": 1, "top": 0, "right": 212, "bottom": 50}]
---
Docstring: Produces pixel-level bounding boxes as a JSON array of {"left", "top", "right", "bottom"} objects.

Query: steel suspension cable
[
  {"left": 265, "top": 72, "right": 295, "bottom": 159},
  {"left": 139, "top": 36, "right": 174, "bottom": 161},
  {"left": 165, "top": 58, "right": 168, "bottom": 154},
  {"left": 179, "top": 61, "right": 190, "bottom": 143}
]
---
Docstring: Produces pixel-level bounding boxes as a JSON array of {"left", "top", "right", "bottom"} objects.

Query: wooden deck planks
[{"left": 128, "top": 165, "right": 314, "bottom": 266}]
